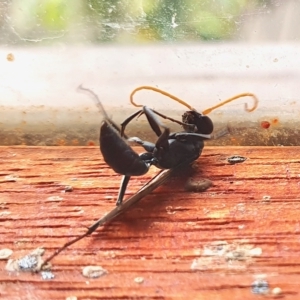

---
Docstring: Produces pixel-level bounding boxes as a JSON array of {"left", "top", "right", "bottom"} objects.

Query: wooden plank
[{"left": 0, "top": 146, "right": 299, "bottom": 299}]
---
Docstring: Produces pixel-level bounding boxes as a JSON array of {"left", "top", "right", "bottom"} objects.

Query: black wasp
[
  {"left": 40, "top": 85, "right": 258, "bottom": 268},
  {"left": 81, "top": 85, "right": 258, "bottom": 206}
]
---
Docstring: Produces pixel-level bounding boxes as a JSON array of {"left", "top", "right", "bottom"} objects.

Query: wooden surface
[{"left": 0, "top": 146, "right": 300, "bottom": 299}]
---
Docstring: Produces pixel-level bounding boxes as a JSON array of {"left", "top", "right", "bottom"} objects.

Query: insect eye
[{"left": 195, "top": 115, "right": 214, "bottom": 134}]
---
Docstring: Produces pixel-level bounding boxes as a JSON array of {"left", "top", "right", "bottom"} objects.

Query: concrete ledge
[{"left": 0, "top": 43, "right": 299, "bottom": 145}]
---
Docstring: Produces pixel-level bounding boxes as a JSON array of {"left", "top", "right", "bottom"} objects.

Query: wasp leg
[
  {"left": 116, "top": 152, "right": 155, "bottom": 206},
  {"left": 142, "top": 106, "right": 163, "bottom": 137},
  {"left": 149, "top": 109, "right": 187, "bottom": 127},
  {"left": 170, "top": 132, "right": 211, "bottom": 140},
  {"left": 121, "top": 106, "right": 169, "bottom": 139},
  {"left": 116, "top": 175, "right": 131, "bottom": 206},
  {"left": 128, "top": 137, "right": 156, "bottom": 153},
  {"left": 154, "top": 127, "right": 170, "bottom": 152},
  {"left": 131, "top": 106, "right": 173, "bottom": 154},
  {"left": 120, "top": 110, "right": 143, "bottom": 137},
  {"left": 129, "top": 107, "right": 171, "bottom": 154}
]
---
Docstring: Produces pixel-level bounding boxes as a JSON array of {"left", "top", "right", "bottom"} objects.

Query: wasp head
[{"left": 182, "top": 111, "right": 213, "bottom": 135}]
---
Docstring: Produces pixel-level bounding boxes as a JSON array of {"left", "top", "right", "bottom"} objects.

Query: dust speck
[
  {"left": 64, "top": 185, "right": 73, "bottom": 192},
  {"left": 47, "top": 196, "right": 64, "bottom": 202},
  {"left": 41, "top": 270, "right": 55, "bottom": 280},
  {"left": 66, "top": 297, "right": 77, "bottom": 300},
  {"left": 7, "top": 53, "right": 14, "bottom": 61},
  {"left": 103, "top": 251, "right": 116, "bottom": 258},
  {"left": 0, "top": 248, "right": 13, "bottom": 259},
  {"left": 261, "top": 121, "right": 271, "bottom": 129},
  {"left": 251, "top": 279, "right": 269, "bottom": 294},
  {"left": 0, "top": 211, "right": 11, "bottom": 217},
  {"left": 272, "top": 287, "right": 282, "bottom": 296},
  {"left": 165, "top": 206, "right": 176, "bottom": 215},
  {"left": 249, "top": 247, "right": 262, "bottom": 257},
  {"left": 227, "top": 155, "right": 247, "bottom": 164},
  {"left": 191, "top": 241, "right": 262, "bottom": 272},
  {"left": 5, "top": 248, "right": 45, "bottom": 272},
  {"left": 134, "top": 276, "right": 144, "bottom": 284},
  {"left": 262, "top": 195, "right": 271, "bottom": 202},
  {"left": 82, "top": 266, "right": 107, "bottom": 278},
  {"left": 4, "top": 175, "right": 18, "bottom": 182}
]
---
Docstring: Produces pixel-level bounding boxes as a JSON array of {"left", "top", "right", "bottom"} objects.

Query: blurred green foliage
[
  {"left": 4, "top": 0, "right": 271, "bottom": 44},
  {"left": 86, "top": 0, "right": 262, "bottom": 42},
  {"left": 37, "top": 0, "right": 69, "bottom": 30}
]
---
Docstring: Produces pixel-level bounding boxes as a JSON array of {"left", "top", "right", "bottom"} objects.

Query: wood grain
[{"left": 0, "top": 146, "right": 299, "bottom": 299}]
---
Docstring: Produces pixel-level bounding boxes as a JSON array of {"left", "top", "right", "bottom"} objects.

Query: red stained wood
[{"left": 0, "top": 146, "right": 299, "bottom": 299}]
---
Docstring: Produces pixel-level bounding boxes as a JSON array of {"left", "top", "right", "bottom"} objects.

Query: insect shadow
[{"left": 40, "top": 86, "right": 258, "bottom": 268}]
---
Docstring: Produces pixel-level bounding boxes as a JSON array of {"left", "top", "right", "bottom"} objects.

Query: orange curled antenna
[
  {"left": 202, "top": 93, "right": 259, "bottom": 115},
  {"left": 130, "top": 86, "right": 196, "bottom": 111},
  {"left": 130, "top": 86, "right": 258, "bottom": 115}
]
